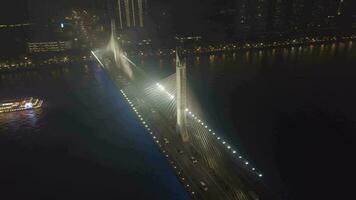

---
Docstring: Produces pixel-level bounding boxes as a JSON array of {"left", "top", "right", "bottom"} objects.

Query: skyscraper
[
  {"left": 289, "top": 0, "right": 349, "bottom": 33},
  {"left": 288, "top": 0, "right": 310, "bottom": 31},
  {"left": 322, "top": 0, "right": 349, "bottom": 31},
  {"left": 233, "top": 0, "right": 353, "bottom": 39},
  {"left": 111, "top": 0, "right": 147, "bottom": 31},
  {"left": 235, "top": 0, "right": 270, "bottom": 39},
  {"left": 269, "top": 0, "right": 290, "bottom": 35},
  {"left": 0, "top": 0, "right": 30, "bottom": 58}
]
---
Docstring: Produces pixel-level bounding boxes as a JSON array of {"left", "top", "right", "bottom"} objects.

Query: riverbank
[{"left": 125, "top": 35, "right": 356, "bottom": 58}]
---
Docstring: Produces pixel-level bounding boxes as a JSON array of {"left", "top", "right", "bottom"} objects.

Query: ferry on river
[{"left": 0, "top": 98, "right": 43, "bottom": 113}]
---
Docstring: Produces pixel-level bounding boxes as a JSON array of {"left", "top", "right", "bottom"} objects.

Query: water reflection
[
  {"left": 0, "top": 109, "right": 42, "bottom": 133},
  {"left": 209, "top": 55, "right": 215, "bottom": 65},
  {"left": 222, "top": 54, "right": 226, "bottom": 62},
  {"left": 348, "top": 41, "right": 353, "bottom": 50},
  {"left": 154, "top": 41, "right": 356, "bottom": 72},
  {"left": 195, "top": 56, "right": 200, "bottom": 65},
  {"left": 245, "top": 51, "right": 250, "bottom": 63},
  {"left": 232, "top": 53, "right": 236, "bottom": 61},
  {"left": 202, "top": 41, "right": 356, "bottom": 67}
]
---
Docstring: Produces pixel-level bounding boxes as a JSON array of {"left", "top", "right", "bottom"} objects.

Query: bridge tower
[
  {"left": 176, "top": 50, "right": 189, "bottom": 142},
  {"left": 110, "top": 19, "right": 119, "bottom": 64}
]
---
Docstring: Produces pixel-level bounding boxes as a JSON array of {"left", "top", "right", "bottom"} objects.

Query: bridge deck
[{"left": 94, "top": 51, "right": 279, "bottom": 200}]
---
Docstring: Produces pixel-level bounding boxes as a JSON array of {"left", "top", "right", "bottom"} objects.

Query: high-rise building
[
  {"left": 269, "top": 0, "right": 290, "bottom": 35},
  {"left": 324, "top": 0, "right": 350, "bottom": 31},
  {"left": 110, "top": 0, "right": 147, "bottom": 31},
  {"left": 91, "top": 0, "right": 108, "bottom": 11},
  {"left": 205, "top": 0, "right": 237, "bottom": 41},
  {"left": 0, "top": 0, "right": 31, "bottom": 58},
  {"left": 288, "top": 0, "right": 310, "bottom": 31},
  {"left": 232, "top": 0, "right": 353, "bottom": 39},
  {"left": 307, "top": 0, "right": 344, "bottom": 30},
  {"left": 235, "top": 0, "right": 270, "bottom": 39},
  {"left": 289, "top": 0, "right": 349, "bottom": 33},
  {"left": 233, "top": 0, "right": 353, "bottom": 39}
]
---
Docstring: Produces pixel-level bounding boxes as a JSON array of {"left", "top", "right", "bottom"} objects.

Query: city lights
[{"left": 150, "top": 80, "right": 264, "bottom": 177}]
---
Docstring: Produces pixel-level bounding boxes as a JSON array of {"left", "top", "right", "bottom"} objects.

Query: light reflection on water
[
  {"left": 200, "top": 41, "right": 356, "bottom": 67},
  {"left": 0, "top": 109, "right": 41, "bottom": 127}
]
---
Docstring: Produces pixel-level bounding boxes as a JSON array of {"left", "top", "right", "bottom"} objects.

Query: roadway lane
[{"left": 130, "top": 88, "right": 235, "bottom": 200}]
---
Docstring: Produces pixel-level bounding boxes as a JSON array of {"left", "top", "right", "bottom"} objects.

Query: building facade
[
  {"left": 28, "top": 41, "right": 72, "bottom": 53},
  {"left": 269, "top": 0, "right": 290, "bottom": 35},
  {"left": 235, "top": 0, "right": 270, "bottom": 39},
  {"left": 109, "top": 0, "right": 147, "bottom": 31},
  {"left": 233, "top": 0, "right": 352, "bottom": 39}
]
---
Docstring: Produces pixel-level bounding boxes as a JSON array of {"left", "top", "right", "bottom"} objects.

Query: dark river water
[
  {"left": 1, "top": 41, "right": 356, "bottom": 200},
  {"left": 0, "top": 64, "right": 190, "bottom": 200}
]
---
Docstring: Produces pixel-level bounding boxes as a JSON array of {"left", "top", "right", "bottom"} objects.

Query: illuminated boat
[{"left": 0, "top": 98, "right": 43, "bottom": 113}]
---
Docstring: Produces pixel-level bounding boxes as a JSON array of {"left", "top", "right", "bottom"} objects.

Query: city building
[
  {"left": 0, "top": 0, "right": 31, "bottom": 59},
  {"left": 109, "top": 0, "right": 147, "bottom": 31},
  {"left": 28, "top": 41, "right": 72, "bottom": 53},
  {"left": 232, "top": 0, "right": 353, "bottom": 39},
  {"left": 206, "top": 0, "right": 237, "bottom": 41},
  {"left": 235, "top": 0, "right": 270, "bottom": 40},
  {"left": 269, "top": 0, "right": 290, "bottom": 36},
  {"left": 288, "top": 0, "right": 310, "bottom": 32},
  {"left": 91, "top": 0, "right": 109, "bottom": 11},
  {"left": 308, "top": 0, "right": 346, "bottom": 31}
]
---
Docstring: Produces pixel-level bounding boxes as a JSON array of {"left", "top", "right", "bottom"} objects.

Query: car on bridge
[
  {"left": 199, "top": 181, "right": 208, "bottom": 191},
  {"left": 177, "top": 149, "right": 184, "bottom": 154},
  {"left": 190, "top": 156, "right": 198, "bottom": 164},
  {"left": 164, "top": 138, "right": 169, "bottom": 144}
]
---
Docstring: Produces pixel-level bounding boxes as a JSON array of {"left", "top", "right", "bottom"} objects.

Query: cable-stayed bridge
[{"left": 91, "top": 29, "right": 279, "bottom": 200}]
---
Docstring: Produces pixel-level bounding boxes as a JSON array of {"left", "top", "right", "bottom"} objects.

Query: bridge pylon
[
  {"left": 176, "top": 49, "right": 189, "bottom": 142},
  {"left": 110, "top": 18, "right": 119, "bottom": 64}
]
